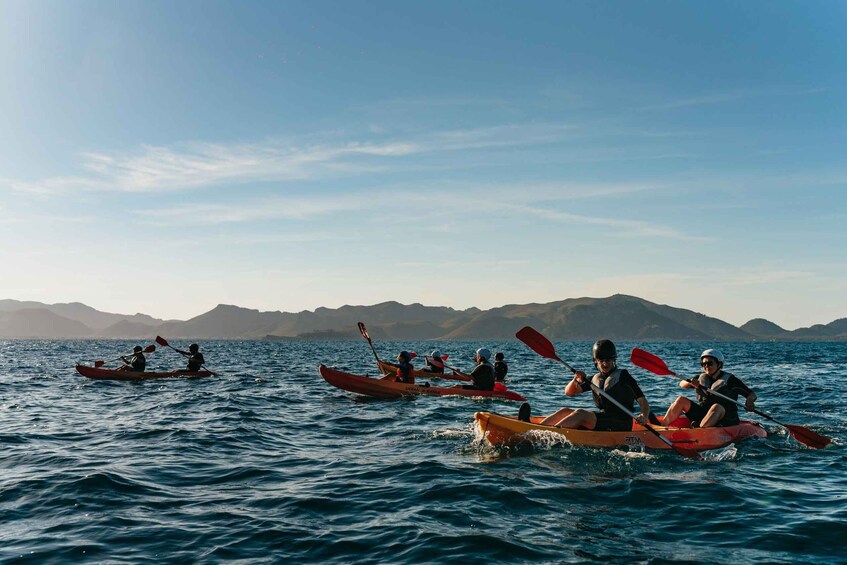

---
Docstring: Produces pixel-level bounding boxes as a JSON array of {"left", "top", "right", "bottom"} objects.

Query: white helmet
[
  {"left": 431, "top": 350, "right": 442, "bottom": 359},
  {"left": 476, "top": 347, "right": 491, "bottom": 361},
  {"left": 700, "top": 349, "right": 725, "bottom": 364}
]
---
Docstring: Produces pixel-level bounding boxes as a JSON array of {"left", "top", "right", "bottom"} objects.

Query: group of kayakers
[
  {"left": 384, "top": 338, "right": 757, "bottom": 431},
  {"left": 382, "top": 347, "right": 509, "bottom": 390},
  {"left": 528, "top": 339, "right": 756, "bottom": 430},
  {"left": 118, "top": 343, "right": 206, "bottom": 373}
]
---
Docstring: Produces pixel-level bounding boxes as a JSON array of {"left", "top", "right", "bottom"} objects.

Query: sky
[{"left": 1, "top": 1, "right": 845, "bottom": 329}]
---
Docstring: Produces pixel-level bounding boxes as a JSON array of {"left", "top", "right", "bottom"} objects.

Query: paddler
[
  {"left": 536, "top": 339, "right": 656, "bottom": 430},
  {"left": 456, "top": 348, "right": 495, "bottom": 391},
  {"left": 119, "top": 345, "right": 147, "bottom": 372},
  {"left": 661, "top": 349, "right": 757, "bottom": 428},
  {"left": 383, "top": 350, "right": 415, "bottom": 383},
  {"left": 174, "top": 343, "right": 206, "bottom": 372},
  {"left": 493, "top": 352, "right": 508, "bottom": 382},
  {"left": 421, "top": 350, "right": 445, "bottom": 374}
]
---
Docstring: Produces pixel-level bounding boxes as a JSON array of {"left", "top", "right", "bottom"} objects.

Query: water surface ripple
[{"left": 0, "top": 339, "right": 844, "bottom": 563}]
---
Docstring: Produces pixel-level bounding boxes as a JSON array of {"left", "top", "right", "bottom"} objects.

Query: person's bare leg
[{"left": 662, "top": 396, "right": 692, "bottom": 426}]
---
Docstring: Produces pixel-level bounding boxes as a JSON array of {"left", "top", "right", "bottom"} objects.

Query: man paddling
[
  {"left": 661, "top": 349, "right": 757, "bottom": 428},
  {"left": 119, "top": 345, "right": 147, "bottom": 372},
  {"left": 174, "top": 343, "right": 206, "bottom": 372},
  {"left": 536, "top": 339, "right": 656, "bottom": 430},
  {"left": 456, "top": 348, "right": 495, "bottom": 391}
]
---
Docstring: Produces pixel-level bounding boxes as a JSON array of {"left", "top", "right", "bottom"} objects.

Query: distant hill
[
  {"left": 740, "top": 318, "right": 787, "bottom": 338},
  {"left": 0, "top": 296, "right": 844, "bottom": 341}
]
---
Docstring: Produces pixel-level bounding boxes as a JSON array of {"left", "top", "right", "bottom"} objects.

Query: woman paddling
[{"left": 662, "top": 349, "right": 757, "bottom": 428}]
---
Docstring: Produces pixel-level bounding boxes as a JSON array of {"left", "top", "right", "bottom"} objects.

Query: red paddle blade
[
  {"left": 155, "top": 336, "right": 169, "bottom": 347},
  {"left": 630, "top": 348, "right": 677, "bottom": 377},
  {"left": 144, "top": 344, "right": 156, "bottom": 353},
  {"left": 515, "top": 326, "right": 562, "bottom": 362},
  {"left": 786, "top": 424, "right": 832, "bottom": 449},
  {"left": 357, "top": 322, "right": 370, "bottom": 341}
]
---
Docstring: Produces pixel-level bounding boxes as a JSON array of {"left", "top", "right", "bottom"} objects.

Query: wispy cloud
[
  {"left": 3, "top": 123, "right": 579, "bottom": 196},
  {"left": 637, "top": 86, "right": 826, "bottom": 112}
]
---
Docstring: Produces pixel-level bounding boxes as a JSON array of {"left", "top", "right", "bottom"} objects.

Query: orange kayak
[
  {"left": 319, "top": 365, "right": 525, "bottom": 401},
  {"left": 75, "top": 364, "right": 215, "bottom": 381},
  {"left": 377, "top": 360, "right": 471, "bottom": 382},
  {"left": 475, "top": 411, "right": 766, "bottom": 452}
]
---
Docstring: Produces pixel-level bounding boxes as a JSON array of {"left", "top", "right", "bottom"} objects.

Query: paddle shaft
[
  {"left": 155, "top": 336, "right": 214, "bottom": 374},
  {"left": 357, "top": 323, "right": 386, "bottom": 374}
]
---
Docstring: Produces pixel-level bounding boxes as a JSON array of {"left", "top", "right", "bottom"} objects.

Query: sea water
[{"left": 0, "top": 339, "right": 844, "bottom": 563}]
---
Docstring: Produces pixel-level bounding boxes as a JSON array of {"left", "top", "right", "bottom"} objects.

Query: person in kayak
[
  {"left": 458, "top": 348, "right": 495, "bottom": 391},
  {"left": 421, "top": 350, "right": 445, "bottom": 374},
  {"left": 661, "top": 349, "right": 757, "bottom": 428},
  {"left": 119, "top": 345, "right": 146, "bottom": 372},
  {"left": 382, "top": 350, "right": 415, "bottom": 383},
  {"left": 537, "top": 339, "right": 655, "bottom": 430},
  {"left": 174, "top": 343, "right": 206, "bottom": 372},
  {"left": 494, "top": 352, "right": 508, "bottom": 382}
]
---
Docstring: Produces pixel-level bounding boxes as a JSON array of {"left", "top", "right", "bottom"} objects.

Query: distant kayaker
[
  {"left": 536, "top": 339, "right": 655, "bottom": 430},
  {"left": 383, "top": 350, "right": 415, "bottom": 383},
  {"left": 661, "top": 349, "right": 757, "bottom": 428},
  {"left": 421, "top": 350, "right": 445, "bottom": 374},
  {"left": 119, "top": 345, "right": 147, "bottom": 372},
  {"left": 458, "top": 348, "right": 495, "bottom": 391},
  {"left": 494, "top": 352, "right": 508, "bottom": 382},
  {"left": 174, "top": 343, "right": 206, "bottom": 372}
]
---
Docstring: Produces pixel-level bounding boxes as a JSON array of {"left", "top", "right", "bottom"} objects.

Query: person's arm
[
  {"left": 635, "top": 396, "right": 651, "bottom": 425},
  {"left": 734, "top": 377, "right": 757, "bottom": 410},
  {"left": 565, "top": 371, "right": 588, "bottom": 396}
]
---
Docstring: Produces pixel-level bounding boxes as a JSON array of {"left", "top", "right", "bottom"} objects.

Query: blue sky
[{"left": 1, "top": 1, "right": 845, "bottom": 328}]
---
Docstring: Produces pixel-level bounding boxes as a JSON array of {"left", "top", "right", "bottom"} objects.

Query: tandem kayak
[
  {"left": 377, "top": 360, "right": 472, "bottom": 382},
  {"left": 319, "top": 364, "right": 525, "bottom": 401},
  {"left": 474, "top": 411, "right": 766, "bottom": 452},
  {"left": 75, "top": 364, "right": 215, "bottom": 381}
]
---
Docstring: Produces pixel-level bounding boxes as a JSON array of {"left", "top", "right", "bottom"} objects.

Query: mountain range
[{"left": 0, "top": 295, "right": 845, "bottom": 341}]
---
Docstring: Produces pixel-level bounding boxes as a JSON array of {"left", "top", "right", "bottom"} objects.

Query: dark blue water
[{"left": 0, "top": 339, "right": 844, "bottom": 563}]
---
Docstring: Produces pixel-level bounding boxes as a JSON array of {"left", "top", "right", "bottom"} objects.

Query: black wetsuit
[
  {"left": 187, "top": 353, "right": 205, "bottom": 372},
  {"left": 126, "top": 353, "right": 146, "bottom": 372},
  {"left": 494, "top": 360, "right": 508, "bottom": 382},
  {"left": 463, "top": 362, "right": 495, "bottom": 391},
  {"left": 577, "top": 368, "right": 645, "bottom": 431},
  {"left": 685, "top": 370, "right": 753, "bottom": 426}
]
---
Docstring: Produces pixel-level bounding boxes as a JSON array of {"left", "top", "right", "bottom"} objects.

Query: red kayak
[
  {"left": 475, "top": 411, "right": 767, "bottom": 451},
  {"left": 319, "top": 364, "right": 526, "bottom": 401},
  {"left": 75, "top": 364, "right": 215, "bottom": 381}
]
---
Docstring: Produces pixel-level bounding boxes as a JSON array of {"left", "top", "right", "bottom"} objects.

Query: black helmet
[
  {"left": 133, "top": 345, "right": 143, "bottom": 353},
  {"left": 189, "top": 343, "right": 199, "bottom": 353},
  {"left": 397, "top": 351, "right": 411, "bottom": 362},
  {"left": 592, "top": 339, "right": 617, "bottom": 361}
]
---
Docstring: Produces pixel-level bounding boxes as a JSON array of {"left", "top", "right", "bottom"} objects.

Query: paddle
[
  {"left": 515, "top": 326, "right": 701, "bottom": 458},
  {"left": 416, "top": 354, "right": 472, "bottom": 383},
  {"left": 155, "top": 336, "right": 215, "bottom": 374},
  {"left": 95, "top": 344, "right": 156, "bottom": 368},
  {"left": 357, "top": 322, "right": 388, "bottom": 376},
  {"left": 630, "top": 347, "right": 831, "bottom": 449}
]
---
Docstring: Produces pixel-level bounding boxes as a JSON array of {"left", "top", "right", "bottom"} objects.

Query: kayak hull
[
  {"left": 76, "top": 364, "right": 215, "bottom": 381},
  {"left": 377, "top": 360, "right": 471, "bottom": 382},
  {"left": 475, "top": 411, "right": 766, "bottom": 451},
  {"left": 319, "top": 365, "right": 525, "bottom": 401}
]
